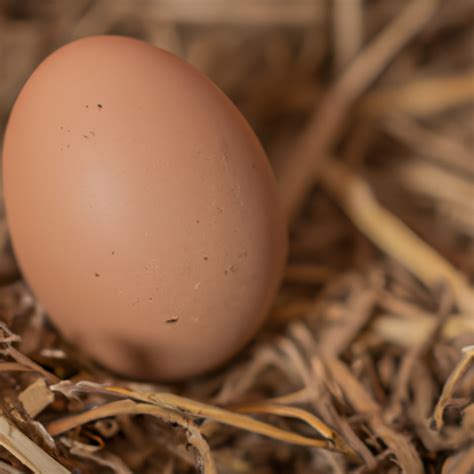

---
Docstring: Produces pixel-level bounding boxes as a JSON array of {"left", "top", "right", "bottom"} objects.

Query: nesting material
[{"left": 0, "top": 1, "right": 473, "bottom": 473}]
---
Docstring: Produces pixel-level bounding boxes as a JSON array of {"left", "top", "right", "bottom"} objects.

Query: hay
[{"left": 1, "top": 0, "right": 473, "bottom": 472}]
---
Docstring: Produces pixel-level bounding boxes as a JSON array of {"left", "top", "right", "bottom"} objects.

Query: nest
[{"left": 0, "top": 1, "right": 473, "bottom": 472}]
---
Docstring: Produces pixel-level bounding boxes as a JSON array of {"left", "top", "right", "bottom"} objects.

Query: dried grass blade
[
  {"left": 231, "top": 402, "right": 333, "bottom": 442},
  {"left": 319, "top": 290, "right": 377, "bottom": 356},
  {"left": 385, "top": 114, "right": 474, "bottom": 176},
  {"left": 326, "top": 358, "right": 424, "bottom": 473},
  {"left": 6, "top": 347, "right": 60, "bottom": 384},
  {"left": 0, "top": 362, "right": 33, "bottom": 373},
  {"left": 279, "top": 0, "right": 440, "bottom": 220},
  {"left": 321, "top": 161, "right": 473, "bottom": 314},
  {"left": 47, "top": 400, "right": 217, "bottom": 474},
  {"left": 373, "top": 314, "right": 473, "bottom": 347},
  {"left": 146, "top": 0, "right": 325, "bottom": 27},
  {"left": 441, "top": 443, "right": 474, "bottom": 474},
  {"left": 231, "top": 401, "right": 357, "bottom": 459},
  {"left": 52, "top": 383, "right": 352, "bottom": 455},
  {"left": 362, "top": 71, "right": 474, "bottom": 117},
  {"left": 398, "top": 160, "right": 474, "bottom": 210},
  {"left": 267, "top": 388, "right": 311, "bottom": 405},
  {"left": 333, "top": 0, "right": 363, "bottom": 70},
  {"left": 106, "top": 387, "right": 344, "bottom": 453}
]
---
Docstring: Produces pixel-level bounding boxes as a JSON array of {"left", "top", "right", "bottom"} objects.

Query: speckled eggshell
[{"left": 3, "top": 36, "right": 287, "bottom": 381}]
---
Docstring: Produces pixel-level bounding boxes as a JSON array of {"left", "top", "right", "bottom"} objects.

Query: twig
[
  {"left": 431, "top": 345, "right": 474, "bottom": 431},
  {"left": 279, "top": 0, "right": 441, "bottom": 221}
]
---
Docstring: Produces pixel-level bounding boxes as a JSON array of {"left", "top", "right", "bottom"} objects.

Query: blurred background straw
[{"left": 0, "top": 1, "right": 473, "bottom": 473}]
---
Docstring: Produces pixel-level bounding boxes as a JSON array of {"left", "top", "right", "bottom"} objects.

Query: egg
[{"left": 3, "top": 36, "right": 287, "bottom": 380}]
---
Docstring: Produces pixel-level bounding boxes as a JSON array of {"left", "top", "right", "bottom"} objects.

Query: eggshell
[{"left": 3, "top": 36, "right": 287, "bottom": 380}]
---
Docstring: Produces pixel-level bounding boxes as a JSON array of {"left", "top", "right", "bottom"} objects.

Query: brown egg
[{"left": 3, "top": 36, "right": 287, "bottom": 380}]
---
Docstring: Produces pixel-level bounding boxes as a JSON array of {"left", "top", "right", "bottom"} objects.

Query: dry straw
[{"left": 0, "top": 0, "right": 473, "bottom": 472}]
